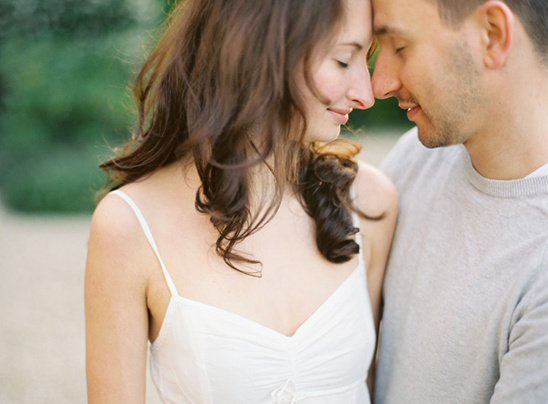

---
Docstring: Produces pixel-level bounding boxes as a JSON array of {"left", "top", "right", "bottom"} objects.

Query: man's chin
[{"left": 417, "top": 128, "right": 448, "bottom": 149}]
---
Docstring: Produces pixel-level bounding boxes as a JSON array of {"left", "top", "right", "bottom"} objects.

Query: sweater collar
[{"left": 460, "top": 147, "right": 548, "bottom": 198}]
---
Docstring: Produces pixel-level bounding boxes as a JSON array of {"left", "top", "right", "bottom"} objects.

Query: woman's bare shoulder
[
  {"left": 90, "top": 190, "right": 142, "bottom": 244},
  {"left": 87, "top": 188, "right": 155, "bottom": 286},
  {"left": 353, "top": 160, "right": 398, "bottom": 219},
  {"left": 89, "top": 164, "right": 184, "bottom": 244}
]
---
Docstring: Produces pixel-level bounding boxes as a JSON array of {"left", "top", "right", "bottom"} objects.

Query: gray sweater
[{"left": 375, "top": 128, "right": 548, "bottom": 404}]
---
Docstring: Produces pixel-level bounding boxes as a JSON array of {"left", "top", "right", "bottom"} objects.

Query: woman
[{"left": 85, "top": 0, "right": 397, "bottom": 402}]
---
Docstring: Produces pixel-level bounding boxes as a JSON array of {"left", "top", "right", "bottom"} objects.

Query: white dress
[{"left": 112, "top": 190, "right": 376, "bottom": 404}]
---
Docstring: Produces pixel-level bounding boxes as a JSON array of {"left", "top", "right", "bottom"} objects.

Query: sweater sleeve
[{"left": 490, "top": 244, "right": 548, "bottom": 403}]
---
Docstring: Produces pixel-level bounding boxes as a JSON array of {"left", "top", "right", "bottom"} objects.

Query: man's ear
[{"left": 476, "top": 1, "right": 514, "bottom": 69}]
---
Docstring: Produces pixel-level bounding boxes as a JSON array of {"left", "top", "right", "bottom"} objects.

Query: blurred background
[{"left": 0, "top": 0, "right": 412, "bottom": 402}]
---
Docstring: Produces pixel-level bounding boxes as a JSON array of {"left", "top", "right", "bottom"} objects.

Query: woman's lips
[{"left": 327, "top": 108, "right": 350, "bottom": 125}]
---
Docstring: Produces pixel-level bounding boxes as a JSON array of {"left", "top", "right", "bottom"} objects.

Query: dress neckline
[{"left": 169, "top": 263, "right": 364, "bottom": 340}]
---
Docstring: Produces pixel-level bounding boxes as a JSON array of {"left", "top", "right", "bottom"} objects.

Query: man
[{"left": 371, "top": 0, "right": 548, "bottom": 403}]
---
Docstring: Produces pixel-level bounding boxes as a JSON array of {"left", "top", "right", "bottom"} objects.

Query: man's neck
[
  {"left": 464, "top": 75, "right": 548, "bottom": 180},
  {"left": 465, "top": 130, "right": 548, "bottom": 180}
]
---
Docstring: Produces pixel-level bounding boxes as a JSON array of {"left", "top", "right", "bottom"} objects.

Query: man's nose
[{"left": 372, "top": 51, "right": 401, "bottom": 100}]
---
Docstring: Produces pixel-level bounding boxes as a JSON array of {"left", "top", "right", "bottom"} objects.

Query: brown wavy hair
[{"left": 100, "top": 0, "right": 376, "bottom": 274}]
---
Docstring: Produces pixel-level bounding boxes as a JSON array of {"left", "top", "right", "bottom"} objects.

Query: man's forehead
[
  {"left": 372, "top": 0, "right": 439, "bottom": 37},
  {"left": 372, "top": 0, "right": 404, "bottom": 33}
]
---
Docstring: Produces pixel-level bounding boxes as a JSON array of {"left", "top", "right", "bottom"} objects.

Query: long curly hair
[{"left": 100, "top": 0, "right": 376, "bottom": 274}]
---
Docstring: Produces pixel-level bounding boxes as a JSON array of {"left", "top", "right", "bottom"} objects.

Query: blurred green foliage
[
  {"left": 0, "top": 36, "right": 130, "bottom": 212},
  {"left": 0, "top": 0, "right": 138, "bottom": 37},
  {"left": 0, "top": 0, "right": 163, "bottom": 213},
  {"left": 0, "top": 0, "right": 410, "bottom": 214}
]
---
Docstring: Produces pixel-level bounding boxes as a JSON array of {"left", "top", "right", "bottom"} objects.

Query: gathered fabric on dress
[{"left": 112, "top": 190, "right": 375, "bottom": 404}]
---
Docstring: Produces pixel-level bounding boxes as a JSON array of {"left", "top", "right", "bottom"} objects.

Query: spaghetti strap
[{"left": 110, "top": 190, "right": 179, "bottom": 296}]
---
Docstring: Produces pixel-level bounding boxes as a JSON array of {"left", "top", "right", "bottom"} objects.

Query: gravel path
[{"left": 0, "top": 133, "right": 400, "bottom": 403}]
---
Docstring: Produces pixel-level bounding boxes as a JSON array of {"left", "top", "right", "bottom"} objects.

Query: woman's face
[{"left": 300, "top": 0, "right": 375, "bottom": 143}]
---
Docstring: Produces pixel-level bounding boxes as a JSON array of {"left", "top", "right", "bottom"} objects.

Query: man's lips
[
  {"left": 327, "top": 108, "right": 352, "bottom": 125},
  {"left": 399, "top": 103, "right": 420, "bottom": 121}
]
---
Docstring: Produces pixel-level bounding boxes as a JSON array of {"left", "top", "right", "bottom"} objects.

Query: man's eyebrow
[{"left": 374, "top": 24, "right": 406, "bottom": 37}]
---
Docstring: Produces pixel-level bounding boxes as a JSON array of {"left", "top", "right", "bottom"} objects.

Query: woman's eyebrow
[{"left": 338, "top": 41, "right": 364, "bottom": 50}]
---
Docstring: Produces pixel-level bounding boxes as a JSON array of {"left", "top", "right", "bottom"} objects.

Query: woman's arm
[
  {"left": 85, "top": 195, "right": 152, "bottom": 404},
  {"left": 354, "top": 161, "right": 399, "bottom": 397}
]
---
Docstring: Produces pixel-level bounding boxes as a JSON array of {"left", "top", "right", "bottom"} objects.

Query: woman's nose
[{"left": 347, "top": 68, "right": 375, "bottom": 110}]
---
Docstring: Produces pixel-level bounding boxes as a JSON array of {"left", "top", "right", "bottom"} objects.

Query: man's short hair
[{"left": 429, "top": 0, "right": 548, "bottom": 62}]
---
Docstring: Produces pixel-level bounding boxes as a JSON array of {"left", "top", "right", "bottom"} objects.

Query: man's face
[{"left": 371, "top": 0, "right": 482, "bottom": 148}]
